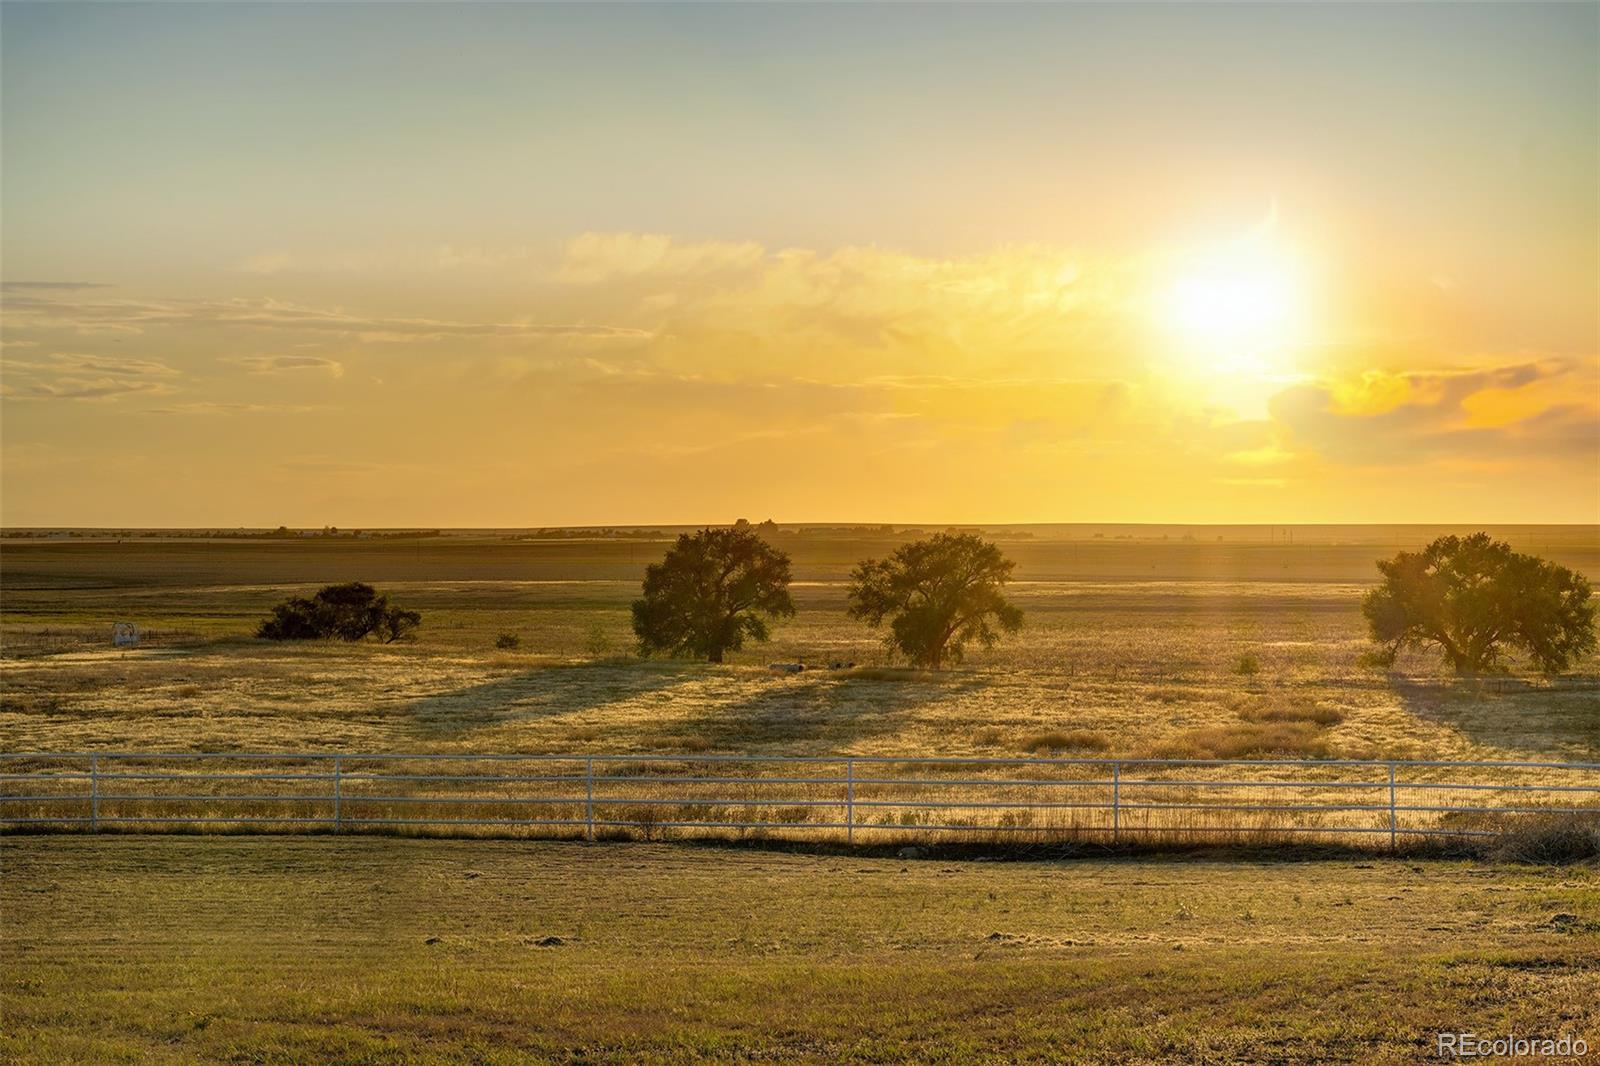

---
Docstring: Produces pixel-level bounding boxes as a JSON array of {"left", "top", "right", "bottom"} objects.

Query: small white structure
[{"left": 112, "top": 622, "right": 140, "bottom": 648}]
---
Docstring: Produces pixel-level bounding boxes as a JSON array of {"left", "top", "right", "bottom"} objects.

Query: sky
[{"left": 2, "top": 2, "right": 1596, "bottom": 527}]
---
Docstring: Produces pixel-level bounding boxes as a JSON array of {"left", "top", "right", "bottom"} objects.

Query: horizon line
[{"left": 4, "top": 521, "right": 1597, "bottom": 532}]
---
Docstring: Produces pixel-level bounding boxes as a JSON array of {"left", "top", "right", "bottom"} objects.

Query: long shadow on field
[
  {"left": 664, "top": 671, "right": 992, "bottom": 753},
  {"left": 1389, "top": 674, "right": 1600, "bottom": 757},
  {"left": 398, "top": 661, "right": 696, "bottom": 739}
]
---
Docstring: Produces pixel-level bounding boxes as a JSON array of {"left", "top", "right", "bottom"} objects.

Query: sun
[{"left": 1161, "top": 242, "right": 1306, "bottom": 375}]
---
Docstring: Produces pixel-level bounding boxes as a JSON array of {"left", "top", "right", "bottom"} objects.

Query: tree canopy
[
  {"left": 1362, "top": 533, "right": 1595, "bottom": 675},
  {"left": 847, "top": 532, "right": 1023, "bottom": 668},
  {"left": 631, "top": 527, "right": 795, "bottom": 663},
  {"left": 258, "top": 582, "right": 421, "bottom": 643}
]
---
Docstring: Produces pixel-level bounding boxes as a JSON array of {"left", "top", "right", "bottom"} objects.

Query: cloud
[
  {"left": 557, "top": 233, "right": 765, "bottom": 284},
  {"left": 6, "top": 352, "right": 181, "bottom": 377},
  {"left": 0, "top": 291, "right": 651, "bottom": 343},
  {"left": 1215, "top": 476, "right": 1290, "bottom": 488},
  {"left": 1, "top": 352, "right": 182, "bottom": 402},
  {"left": 550, "top": 233, "right": 1137, "bottom": 386},
  {"left": 144, "top": 401, "right": 322, "bottom": 415},
  {"left": 433, "top": 245, "right": 539, "bottom": 270},
  {"left": 223, "top": 354, "right": 345, "bottom": 378},
  {"left": 236, "top": 253, "right": 295, "bottom": 276},
  {"left": 0, "top": 281, "right": 111, "bottom": 291},
  {"left": 2, "top": 377, "right": 175, "bottom": 401},
  {"left": 1270, "top": 360, "right": 1599, "bottom": 466},
  {"left": 236, "top": 246, "right": 541, "bottom": 275},
  {"left": 274, "top": 457, "right": 383, "bottom": 473}
]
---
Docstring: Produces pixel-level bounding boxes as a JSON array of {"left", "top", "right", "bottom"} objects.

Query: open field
[
  {"left": 3, "top": 836, "right": 1598, "bottom": 1064},
  {"left": 3, "top": 529, "right": 1597, "bottom": 767},
  {"left": 2, "top": 532, "right": 1597, "bottom": 1062}
]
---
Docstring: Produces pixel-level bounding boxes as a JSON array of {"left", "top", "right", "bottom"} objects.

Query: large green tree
[
  {"left": 1362, "top": 533, "right": 1595, "bottom": 675},
  {"left": 847, "top": 532, "right": 1023, "bottom": 669},
  {"left": 631, "top": 527, "right": 795, "bottom": 663}
]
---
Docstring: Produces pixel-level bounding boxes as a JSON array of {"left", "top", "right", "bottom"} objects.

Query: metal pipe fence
[{"left": 1, "top": 752, "right": 1596, "bottom": 847}]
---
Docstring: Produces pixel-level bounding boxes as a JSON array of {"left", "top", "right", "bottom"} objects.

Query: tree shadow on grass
[
  {"left": 1389, "top": 673, "right": 1600, "bottom": 758},
  {"left": 659, "top": 670, "right": 993, "bottom": 753},
  {"left": 397, "top": 660, "right": 698, "bottom": 740}
]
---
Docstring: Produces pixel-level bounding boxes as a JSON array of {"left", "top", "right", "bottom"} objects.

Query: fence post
[
  {"left": 1111, "top": 760, "right": 1121, "bottom": 845},
  {"left": 585, "top": 757, "right": 595, "bottom": 842},
  {"left": 846, "top": 758, "right": 855, "bottom": 845},
  {"left": 89, "top": 754, "right": 99, "bottom": 832},
  {"left": 1388, "top": 761, "right": 1397, "bottom": 851},
  {"left": 333, "top": 756, "right": 342, "bottom": 833}
]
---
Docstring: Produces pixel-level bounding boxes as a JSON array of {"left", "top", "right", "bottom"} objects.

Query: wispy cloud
[
  {"left": 6, "top": 352, "right": 181, "bottom": 377},
  {"left": 557, "top": 232, "right": 765, "bottom": 284},
  {"left": 0, "top": 292, "right": 651, "bottom": 343},
  {"left": 1, "top": 352, "right": 182, "bottom": 402},
  {"left": 0, "top": 281, "right": 112, "bottom": 292},
  {"left": 144, "top": 401, "right": 324, "bottom": 416},
  {"left": 2, "top": 377, "right": 176, "bottom": 401},
  {"left": 222, "top": 354, "right": 345, "bottom": 378},
  {"left": 237, "top": 246, "right": 541, "bottom": 275}
]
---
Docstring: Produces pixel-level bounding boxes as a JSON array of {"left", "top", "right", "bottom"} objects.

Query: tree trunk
[{"left": 708, "top": 646, "right": 724, "bottom": 664}]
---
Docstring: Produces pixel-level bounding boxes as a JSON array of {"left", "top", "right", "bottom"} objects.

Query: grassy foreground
[{"left": 3, "top": 836, "right": 1597, "bottom": 1064}]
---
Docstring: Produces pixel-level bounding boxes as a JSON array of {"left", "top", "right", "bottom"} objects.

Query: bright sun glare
[{"left": 1162, "top": 243, "right": 1306, "bottom": 375}]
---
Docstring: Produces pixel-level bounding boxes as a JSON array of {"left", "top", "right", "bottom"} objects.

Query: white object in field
[
  {"left": 112, "top": 622, "right": 140, "bottom": 647},
  {"left": 768, "top": 662, "right": 804, "bottom": 674}
]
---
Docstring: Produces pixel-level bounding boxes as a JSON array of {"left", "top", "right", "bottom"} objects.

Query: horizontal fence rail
[{"left": 1, "top": 752, "right": 1597, "bottom": 848}]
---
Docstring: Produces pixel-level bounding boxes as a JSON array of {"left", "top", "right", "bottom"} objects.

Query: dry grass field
[
  {"left": 4, "top": 836, "right": 1598, "bottom": 1064},
  {"left": 2, "top": 528, "right": 1596, "bottom": 766},
  {"left": 2, "top": 529, "right": 1597, "bottom": 1063}
]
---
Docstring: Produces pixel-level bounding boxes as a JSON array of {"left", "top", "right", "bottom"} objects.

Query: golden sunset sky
[{"left": 2, "top": 3, "right": 1596, "bottom": 526}]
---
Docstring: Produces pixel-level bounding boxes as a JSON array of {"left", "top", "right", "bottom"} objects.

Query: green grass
[{"left": 3, "top": 836, "right": 1596, "bottom": 1064}]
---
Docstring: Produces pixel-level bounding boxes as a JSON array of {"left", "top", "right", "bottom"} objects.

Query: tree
[
  {"left": 373, "top": 606, "right": 421, "bottom": 644},
  {"left": 1362, "top": 533, "right": 1595, "bottom": 675},
  {"left": 847, "top": 532, "right": 1023, "bottom": 668},
  {"left": 631, "top": 527, "right": 795, "bottom": 662},
  {"left": 258, "top": 582, "right": 421, "bottom": 643}
]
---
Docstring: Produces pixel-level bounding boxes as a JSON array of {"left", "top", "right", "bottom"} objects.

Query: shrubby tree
[
  {"left": 847, "top": 532, "right": 1023, "bottom": 669},
  {"left": 631, "top": 527, "right": 795, "bottom": 662},
  {"left": 372, "top": 605, "right": 422, "bottom": 644},
  {"left": 258, "top": 582, "right": 420, "bottom": 643},
  {"left": 1362, "top": 533, "right": 1595, "bottom": 675}
]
